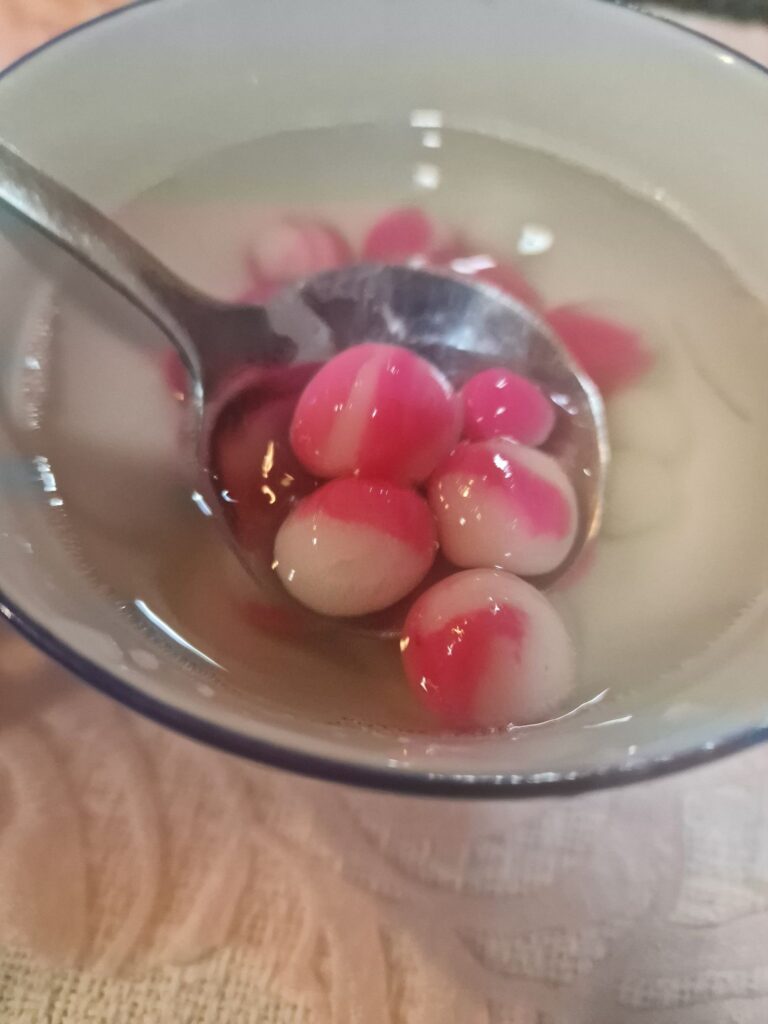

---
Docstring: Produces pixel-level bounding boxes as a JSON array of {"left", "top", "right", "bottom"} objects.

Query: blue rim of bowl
[{"left": 2, "top": 0, "right": 768, "bottom": 797}]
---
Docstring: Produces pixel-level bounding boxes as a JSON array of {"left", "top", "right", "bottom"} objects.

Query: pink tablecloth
[{"left": 0, "top": 1, "right": 124, "bottom": 67}]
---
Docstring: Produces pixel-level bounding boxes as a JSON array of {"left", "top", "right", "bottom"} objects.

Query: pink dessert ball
[
  {"left": 401, "top": 569, "right": 575, "bottom": 730},
  {"left": 290, "top": 342, "right": 462, "bottom": 484},
  {"left": 250, "top": 217, "right": 351, "bottom": 283},
  {"left": 461, "top": 368, "right": 556, "bottom": 446},
  {"left": 212, "top": 363, "right": 319, "bottom": 551},
  {"left": 362, "top": 207, "right": 436, "bottom": 263},
  {"left": 273, "top": 478, "right": 437, "bottom": 616},
  {"left": 429, "top": 439, "right": 578, "bottom": 577},
  {"left": 546, "top": 305, "right": 653, "bottom": 398}
]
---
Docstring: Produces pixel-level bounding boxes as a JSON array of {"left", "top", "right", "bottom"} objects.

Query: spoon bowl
[{"left": 0, "top": 142, "right": 608, "bottom": 636}]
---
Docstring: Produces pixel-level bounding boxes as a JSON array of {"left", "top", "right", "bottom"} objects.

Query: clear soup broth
[{"left": 20, "top": 123, "right": 768, "bottom": 734}]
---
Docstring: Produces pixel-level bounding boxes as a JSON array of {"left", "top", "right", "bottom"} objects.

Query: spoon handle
[{"left": 0, "top": 142, "right": 274, "bottom": 385}]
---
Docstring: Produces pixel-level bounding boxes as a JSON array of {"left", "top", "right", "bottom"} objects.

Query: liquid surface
[{"left": 26, "top": 124, "right": 768, "bottom": 733}]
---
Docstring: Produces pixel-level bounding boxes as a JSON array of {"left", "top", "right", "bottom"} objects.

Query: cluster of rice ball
[
  {"left": 202, "top": 207, "right": 653, "bottom": 731},
  {"left": 273, "top": 341, "right": 578, "bottom": 731}
]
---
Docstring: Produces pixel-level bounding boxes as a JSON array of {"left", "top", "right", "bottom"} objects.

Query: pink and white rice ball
[
  {"left": 461, "top": 367, "right": 556, "bottom": 446},
  {"left": 273, "top": 477, "right": 437, "bottom": 616},
  {"left": 249, "top": 216, "right": 351, "bottom": 283},
  {"left": 290, "top": 343, "right": 461, "bottom": 484},
  {"left": 429, "top": 439, "right": 578, "bottom": 576},
  {"left": 401, "top": 569, "right": 575, "bottom": 730}
]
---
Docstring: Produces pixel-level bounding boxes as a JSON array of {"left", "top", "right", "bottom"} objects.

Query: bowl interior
[{"left": 2, "top": 0, "right": 768, "bottom": 792}]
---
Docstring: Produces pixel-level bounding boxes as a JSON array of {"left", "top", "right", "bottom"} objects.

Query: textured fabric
[
  {"left": 3, "top": 7, "right": 768, "bottom": 1024},
  {"left": 8, "top": 620, "right": 768, "bottom": 1023},
  {"left": 647, "top": 8, "right": 768, "bottom": 61},
  {"left": 0, "top": 0, "right": 125, "bottom": 66},
  {"left": 655, "top": 1, "right": 768, "bottom": 20}
]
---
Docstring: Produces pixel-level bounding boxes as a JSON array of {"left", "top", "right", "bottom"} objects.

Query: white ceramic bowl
[{"left": 2, "top": 0, "right": 768, "bottom": 795}]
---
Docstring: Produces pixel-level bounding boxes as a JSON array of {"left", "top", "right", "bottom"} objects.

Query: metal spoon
[{"left": 0, "top": 142, "right": 608, "bottom": 635}]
